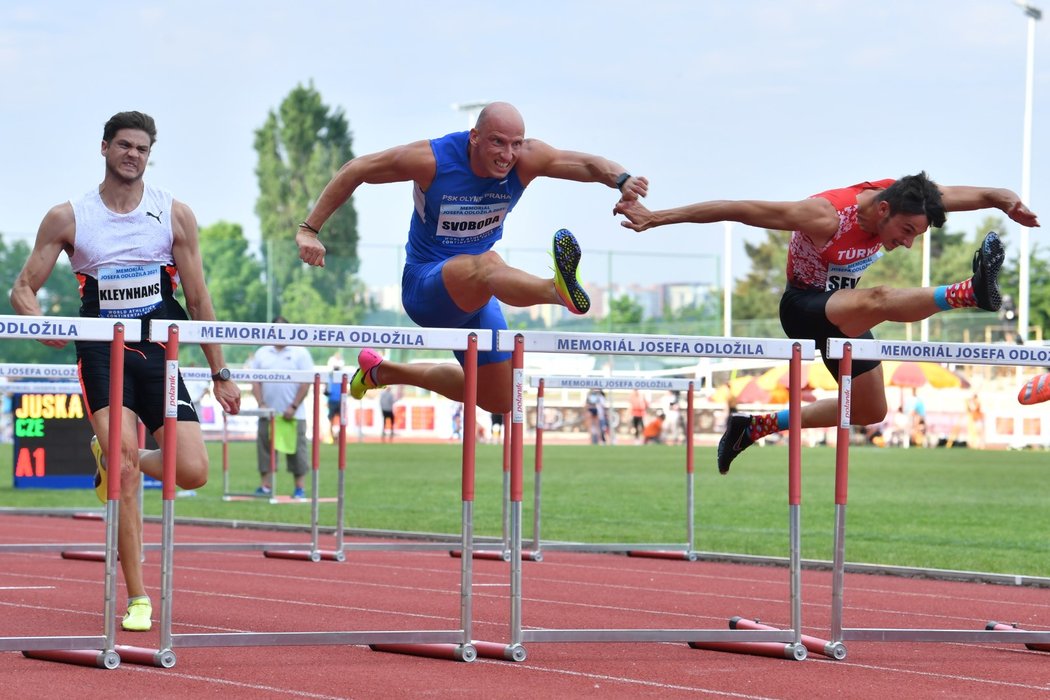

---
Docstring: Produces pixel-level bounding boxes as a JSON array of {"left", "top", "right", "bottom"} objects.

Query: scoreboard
[{"left": 12, "top": 390, "right": 96, "bottom": 489}]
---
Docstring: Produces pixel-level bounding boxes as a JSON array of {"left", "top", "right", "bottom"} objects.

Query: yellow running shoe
[
  {"left": 90, "top": 436, "right": 107, "bottom": 504},
  {"left": 122, "top": 598, "right": 152, "bottom": 632},
  {"left": 551, "top": 229, "right": 589, "bottom": 314}
]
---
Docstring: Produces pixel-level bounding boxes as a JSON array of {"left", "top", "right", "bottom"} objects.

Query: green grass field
[{"left": 2, "top": 441, "right": 1048, "bottom": 576}]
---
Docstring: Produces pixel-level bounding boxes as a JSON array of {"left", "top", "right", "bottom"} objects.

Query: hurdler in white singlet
[{"left": 69, "top": 184, "right": 175, "bottom": 319}]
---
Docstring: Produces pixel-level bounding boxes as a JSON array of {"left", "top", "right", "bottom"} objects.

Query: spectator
[
  {"left": 585, "top": 388, "right": 603, "bottom": 444},
  {"left": 643, "top": 410, "right": 665, "bottom": 444},
  {"left": 662, "top": 391, "right": 682, "bottom": 445},
  {"left": 325, "top": 366, "right": 344, "bottom": 444},
  {"left": 380, "top": 387, "right": 396, "bottom": 442},
  {"left": 490, "top": 411, "right": 505, "bottom": 444},
  {"left": 451, "top": 403, "right": 463, "bottom": 441},
  {"left": 905, "top": 388, "right": 927, "bottom": 447},
  {"left": 629, "top": 390, "right": 649, "bottom": 444},
  {"left": 966, "top": 393, "right": 985, "bottom": 449},
  {"left": 248, "top": 316, "right": 313, "bottom": 499},
  {"left": 599, "top": 389, "right": 615, "bottom": 444}
]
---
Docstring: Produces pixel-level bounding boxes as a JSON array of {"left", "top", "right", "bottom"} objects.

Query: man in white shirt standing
[{"left": 247, "top": 316, "right": 314, "bottom": 499}]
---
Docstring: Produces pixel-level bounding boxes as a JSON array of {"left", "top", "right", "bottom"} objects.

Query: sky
[{"left": 1, "top": 0, "right": 1046, "bottom": 292}]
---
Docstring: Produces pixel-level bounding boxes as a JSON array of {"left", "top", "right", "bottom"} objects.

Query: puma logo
[{"left": 146, "top": 210, "right": 163, "bottom": 224}]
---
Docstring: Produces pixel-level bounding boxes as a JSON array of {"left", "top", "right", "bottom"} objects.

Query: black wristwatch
[
  {"left": 211, "top": 368, "right": 231, "bottom": 382},
  {"left": 615, "top": 172, "right": 632, "bottom": 191}
]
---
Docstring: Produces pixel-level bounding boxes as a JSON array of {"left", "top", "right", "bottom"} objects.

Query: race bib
[
  {"left": 98, "top": 265, "right": 163, "bottom": 318},
  {"left": 435, "top": 201, "right": 508, "bottom": 245},
  {"left": 825, "top": 251, "right": 883, "bottom": 291}
]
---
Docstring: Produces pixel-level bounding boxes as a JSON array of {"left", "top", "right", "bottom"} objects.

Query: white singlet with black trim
[{"left": 69, "top": 184, "right": 175, "bottom": 319}]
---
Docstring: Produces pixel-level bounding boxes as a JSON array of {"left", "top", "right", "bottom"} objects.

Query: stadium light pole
[
  {"left": 452, "top": 100, "right": 491, "bottom": 128},
  {"left": 1015, "top": 1, "right": 1041, "bottom": 343},
  {"left": 723, "top": 222, "right": 732, "bottom": 337}
]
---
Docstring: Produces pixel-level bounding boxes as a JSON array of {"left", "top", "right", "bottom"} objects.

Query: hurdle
[
  {"left": 264, "top": 372, "right": 350, "bottom": 562},
  {"left": 449, "top": 412, "right": 530, "bottom": 561},
  {"left": 826, "top": 338, "right": 1050, "bottom": 655},
  {"left": 179, "top": 365, "right": 342, "bottom": 505},
  {"left": 0, "top": 315, "right": 138, "bottom": 669},
  {"left": 487, "top": 330, "right": 813, "bottom": 662},
  {"left": 142, "top": 320, "right": 489, "bottom": 665},
  {"left": 527, "top": 375, "right": 699, "bottom": 560}
]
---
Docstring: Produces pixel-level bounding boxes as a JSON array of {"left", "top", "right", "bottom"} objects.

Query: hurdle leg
[
  {"left": 473, "top": 640, "right": 527, "bottom": 662},
  {"left": 687, "top": 640, "right": 806, "bottom": 660},
  {"left": 731, "top": 617, "right": 845, "bottom": 660},
  {"left": 626, "top": 550, "right": 697, "bottom": 561},
  {"left": 369, "top": 643, "right": 476, "bottom": 662},
  {"left": 114, "top": 644, "right": 177, "bottom": 668},
  {"left": 22, "top": 649, "right": 120, "bottom": 669},
  {"left": 61, "top": 551, "right": 110, "bottom": 562}
]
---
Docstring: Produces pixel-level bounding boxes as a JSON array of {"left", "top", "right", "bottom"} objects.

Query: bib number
[{"left": 97, "top": 265, "right": 163, "bottom": 318}]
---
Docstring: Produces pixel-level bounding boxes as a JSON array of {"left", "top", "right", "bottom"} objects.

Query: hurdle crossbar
[
  {"left": 490, "top": 330, "right": 814, "bottom": 661},
  {"left": 0, "top": 316, "right": 141, "bottom": 669},
  {"left": 527, "top": 375, "right": 699, "bottom": 560},
  {"left": 148, "top": 320, "right": 490, "bottom": 665},
  {"left": 826, "top": 338, "right": 1050, "bottom": 654}
]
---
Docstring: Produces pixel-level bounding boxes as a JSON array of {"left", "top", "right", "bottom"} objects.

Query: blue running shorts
[{"left": 401, "top": 260, "right": 512, "bottom": 367}]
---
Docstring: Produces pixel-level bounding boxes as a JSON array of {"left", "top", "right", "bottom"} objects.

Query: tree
[
  {"left": 0, "top": 234, "right": 81, "bottom": 364},
  {"left": 732, "top": 229, "right": 789, "bottom": 322},
  {"left": 254, "top": 82, "right": 362, "bottom": 323},
  {"left": 197, "top": 221, "right": 267, "bottom": 323},
  {"left": 608, "top": 293, "right": 644, "bottom": 331}
]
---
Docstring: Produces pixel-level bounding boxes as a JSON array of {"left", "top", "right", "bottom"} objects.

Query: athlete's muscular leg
[
  {"left": 139, "top": 422, "right": 208, "bottom": 490},
  {"left": 442, "top": 251, "right": 562, "bottom": 312},
  {"left": 795, "top": 365, "right": 888, "bottom": 429},
  {"left": 89, "top": 406, "right": 148, "bottom": 599},
  {"left": 826, "top": 286, "right": 941, "bottom": 338},
  {"left": 374, "top": 358, "right": 511, "bottom": 415}
]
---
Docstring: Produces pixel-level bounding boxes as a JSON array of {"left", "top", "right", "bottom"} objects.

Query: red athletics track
[{"left": 1, "top": 513, "right": 1049, "bottom": 699}]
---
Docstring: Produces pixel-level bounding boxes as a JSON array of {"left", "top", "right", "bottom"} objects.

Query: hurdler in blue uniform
[{"left": 296, "top": 102, "right": 649, "bottom": 414}]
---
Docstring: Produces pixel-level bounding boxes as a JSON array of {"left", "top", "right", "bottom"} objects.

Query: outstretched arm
[
  {"left": 614, "top": 196, "right": 840, "bottom": 241},
  {"left": 10, "top": 203, "right": 75, "bottom": 348},
  {"left": 939, "top": 186, "right": 1039, "bottom": 227},
  {"left": 171, "top": 200, "right": 240, "bottom": 415},
  {"left": 516, "top": 139, "right": 648, "bottom": 201},
  {"left": 297, "top": 140, "right": 437, "bottom": 267}
]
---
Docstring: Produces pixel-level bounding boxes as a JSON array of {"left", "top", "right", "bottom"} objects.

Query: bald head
[{"left": 475, "top": 102, "right": 524, "bottom": 134}]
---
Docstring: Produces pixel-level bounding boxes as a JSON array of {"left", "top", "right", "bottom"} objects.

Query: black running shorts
[
  {"left": 779, "top": 285, "right": 881, "bottom": 379},
  {"left": 76, "top": 340, "right": 199, "bottom": 433}
]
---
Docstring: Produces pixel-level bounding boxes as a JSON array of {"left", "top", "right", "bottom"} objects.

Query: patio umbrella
[
  {"left": 712, "top": 376, "right": 815, "bottom": 405},
  {"left": 757, "top": 361, "right": 838, "bottom": 392},
  {"left": 882, "top": 361, "right": 970, "bottom": 389}
]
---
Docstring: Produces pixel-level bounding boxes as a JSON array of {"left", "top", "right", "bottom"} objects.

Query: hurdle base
[
  {"left": 263, "top": 550, "right": 322, "bottom": 563},
  {"left": 61, "top": 551, "right": 110, "bottom": 562},
  {"left": 627, "top": 550, "right": 698, "bottom": 562},
  {"left": 369, "top": 643, "right": 476, "bottom": 662},
  {"left": 448, "top": 550, "right": 511, "bottom": 562},
  {"left": 22, "top": 648, "right": 120, "bottom": 669},
  {"left": 72, "top": 512, "right": 105, "bottom": 521},
  {"left": 688, "top": 640, "right": 807, "bottom": 661},
  {"left": 731, "top": 616, "right": 845, "bottom": 660},
  {"left": 986, "top": 621, "right": 1050, "bottom": 652},
  {"left": 115, "top": 644, "right": 176, "bottom": 668},
  {"left": 473, "top": 640, "right": 527, "bottom": 662}
]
